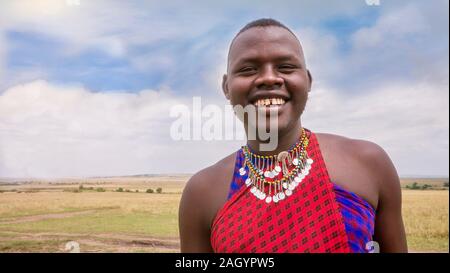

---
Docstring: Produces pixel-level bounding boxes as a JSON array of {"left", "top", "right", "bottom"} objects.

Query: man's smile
[{"left": 253, "top": 98, "right": 286, "bottom": 107}]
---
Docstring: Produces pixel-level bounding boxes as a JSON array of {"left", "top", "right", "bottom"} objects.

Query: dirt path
[
  {"left": 0, "top": 230, "right": 180, "bottom": 253},
  {"left": 0, "top": 210, "right": 99, "bottom": 224}
]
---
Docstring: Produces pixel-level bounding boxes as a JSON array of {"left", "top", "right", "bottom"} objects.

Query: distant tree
[
  {"left": 116, "top": 188, "right": 123, "bottom": 192},
  {"left": 156, "top": 187, "right": 162, "bottom": 194},
  {"left": 96, "top": 187, "right": 106, "bottom": 192},
  {"left": 135, "top": 190, "right": 139, "bottom": 193},
  {"left": 411, "top": 182, "right": 420, "bottom": 190},
  {"left": 444, "top": 182, "right": 449, "bottom": 187},
  {"left": 146, "top": 189, "right": 154, "bottom": 193},
  {"left": 79, "top": 184, "right": 84, "bottom": 190}
]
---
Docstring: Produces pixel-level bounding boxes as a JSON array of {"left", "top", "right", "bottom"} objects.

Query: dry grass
[
  {"left": 0, "top": 176, "right": 448, "bottom": 252},
  {"left": 402, "top": 190, "right": 449, "bottom": 252}
]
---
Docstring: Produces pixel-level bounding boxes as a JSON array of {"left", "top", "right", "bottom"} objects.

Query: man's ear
[
  {"left": 307, "top": 70, "right": 313, "bottom": 92},
  {"left": 222, "top": 74, "right": 230, "bottom": 100}
]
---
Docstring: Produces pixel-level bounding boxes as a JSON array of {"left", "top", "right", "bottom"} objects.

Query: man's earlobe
[
  {"left": 307, "top": 70, "right": 313, "bottom": 92},
  {"left": 222, "top": 74, "right": 230, "bottom": 100}
]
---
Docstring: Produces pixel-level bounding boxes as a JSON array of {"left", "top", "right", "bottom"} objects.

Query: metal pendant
[{"left": 245, "top": 178, "right": 252, "bottom": 186}]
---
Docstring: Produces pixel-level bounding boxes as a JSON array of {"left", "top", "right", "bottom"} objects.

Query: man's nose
[{"left": 255, "top": 65, "right": 284, "bottom": 89}]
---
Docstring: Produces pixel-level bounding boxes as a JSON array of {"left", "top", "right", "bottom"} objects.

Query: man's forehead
[{"left": 228, "top": 26, "right": 304, "bottom": 64}]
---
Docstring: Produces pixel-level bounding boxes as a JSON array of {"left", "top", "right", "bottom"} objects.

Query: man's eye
[
  {"left": 238, "top": 67, "right": 257, "bottom": 74},
  {"left": 278, "top": 64, "right": 297, "bottom": 71}
]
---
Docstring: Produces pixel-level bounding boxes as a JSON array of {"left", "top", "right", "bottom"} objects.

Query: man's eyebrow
[
  {"left": 274, "top": 55, "right": 302, "bottom": 63},
  {"left": 232, "top": 54, "right": 302, "bottom": 66},
  {"left": 232, "top": 56, "right": 259, "bottom": 65}
]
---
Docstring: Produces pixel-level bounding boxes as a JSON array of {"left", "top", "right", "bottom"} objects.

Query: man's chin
[{"left": 245, "top": 123, "right": 286, "bottom": 138}]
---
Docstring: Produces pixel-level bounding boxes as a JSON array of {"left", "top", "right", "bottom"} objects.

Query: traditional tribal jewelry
[{"left": 239, "top": 129, "right": 314, "bottom": 204}]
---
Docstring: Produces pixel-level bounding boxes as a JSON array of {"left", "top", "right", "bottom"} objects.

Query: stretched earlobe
[
  {"left": 222, "top": 74, "right": 230, "bottom": 100},
  {"left": 307, "top": 70, "right": 313, "bottom": 92}
]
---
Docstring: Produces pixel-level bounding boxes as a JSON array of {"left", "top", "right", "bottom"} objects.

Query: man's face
[{"left": 223, "top": 26, "right": 311, "bottom": 135}]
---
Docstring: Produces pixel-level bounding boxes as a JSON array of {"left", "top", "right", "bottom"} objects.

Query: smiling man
[{"left": 178, "top": 18, "right": 408, "bottom": 253}]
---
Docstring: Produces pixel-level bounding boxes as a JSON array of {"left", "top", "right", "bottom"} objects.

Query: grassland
[{"left": 0, "top": 176, "right": 448, "bottom": 253}]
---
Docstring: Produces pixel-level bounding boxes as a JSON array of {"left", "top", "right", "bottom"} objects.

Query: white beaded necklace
[{"left": 239, "top": 129, "right": 313, "bottom": 204}]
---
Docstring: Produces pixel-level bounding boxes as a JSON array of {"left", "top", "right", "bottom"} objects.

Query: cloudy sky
[{"left": 0, "top": 0, "right": 448, "bottom": 178}]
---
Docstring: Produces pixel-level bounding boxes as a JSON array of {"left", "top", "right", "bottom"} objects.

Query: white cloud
[
  {"left": 0, "top": 80, "right": 177, "bottom": 177},
  {"left": 352, "top": 4, "right": 427, "bottom": 49},
  {"left": 0, "top": 33, "right": 5, "bottom": 84},
  {"left": 293, "top": 27, "right": 343, "bottom": 88},
  {"left": 0, "top": 80, "right": 245, "bottom": 178},
  {"left": 348, "top": 2, "right": 449, "bottom": 85},
  {"left": 0, "top": 0, "right": 230, "bottom": 58},
  {"left": 303, "top": 81, "right": 449, "bottom": 177}
]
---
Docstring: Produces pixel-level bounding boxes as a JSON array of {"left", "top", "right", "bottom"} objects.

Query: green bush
[
  {"left": 96, "top": 187, "right": 106, "bottom": 192},
  {"left": 156, "top": 187, "right": 162, "bottom": 194},
  {"left": 135, "top": 190, "right": 139, "bottom": 193},
  {"left": 146, "top": 189, "right": 154, "bottom": 193},
  {"left": 79, "top": 184, "right": 84, "bottom": 190},
  {"left": 116, "top": 188, "right": 123, "bottom": 192},
  {"left": 444, "top": 182, "right": 449, "bottom": 187}
]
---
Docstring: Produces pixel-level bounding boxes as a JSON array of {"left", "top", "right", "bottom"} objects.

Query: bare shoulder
[
  {"left": 178, "top": 151, "right": 237, "bottom": 252},
  {"left": 315, "top": 132, "right": 406, "bottom": 252},
  {"left": 180, "top": 152, "right": 237, "bottom": 226},
  {"left": 315, "top": 132, "right": 400, "bottom": 210},
  {"left": 316, "top": 133, "right": 386, "bottom": 159},
  {"left": 182, "top": 152, "right": 236, "bottom": 198},
  {"left": 316, "top": 132, "right": 395, "bottom": 174}
]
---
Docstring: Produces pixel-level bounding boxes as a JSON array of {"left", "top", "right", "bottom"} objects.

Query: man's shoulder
[
  {"left": 315, "top": 132, "right": 399, "bottom": 210},
  {"left": 315, "top": 132, "right": 389, "bottom": 165},
  {"left": 180, "top": 151, "right": 238, "bottom": 227},
  {"left": 181, "top": 152, "right": 237, "bottom": 203}
]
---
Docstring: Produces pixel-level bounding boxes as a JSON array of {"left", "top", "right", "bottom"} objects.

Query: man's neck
[{"left": 246, "top": 123, "right": 303, "bottom": 156}]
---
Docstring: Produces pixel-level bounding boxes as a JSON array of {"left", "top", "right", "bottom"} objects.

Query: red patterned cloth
[{"left": 210, "top": 130, "right": 351, "bottom": 253}]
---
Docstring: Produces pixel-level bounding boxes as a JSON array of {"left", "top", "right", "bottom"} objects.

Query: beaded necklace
[{"left": 239, "top": 128, "right": 313, "bottom": 203}]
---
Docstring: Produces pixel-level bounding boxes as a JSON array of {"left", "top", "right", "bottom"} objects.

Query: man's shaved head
[
  {"left": 234, "top": 18, "right": 299, "bottom": 42},
  {"left": 227, "top": 18, "right": 305, "bottom": 71}
]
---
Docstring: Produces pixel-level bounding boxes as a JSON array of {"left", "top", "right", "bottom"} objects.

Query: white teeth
[{"left": 254, "top": 98, "right": 286, "bottom": 107}]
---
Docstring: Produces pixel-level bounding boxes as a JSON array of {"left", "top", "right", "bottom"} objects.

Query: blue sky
[
  {"left": 2, "top": 1, "right": 385, "bottom": 93},
  {"left": 0, "top": 0, "right": 448, "bottom": 178}
]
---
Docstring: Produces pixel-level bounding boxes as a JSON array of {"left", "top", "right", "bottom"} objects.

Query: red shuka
[{"left": 210, "top": 131, "right": 351, "bottom": 253}]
